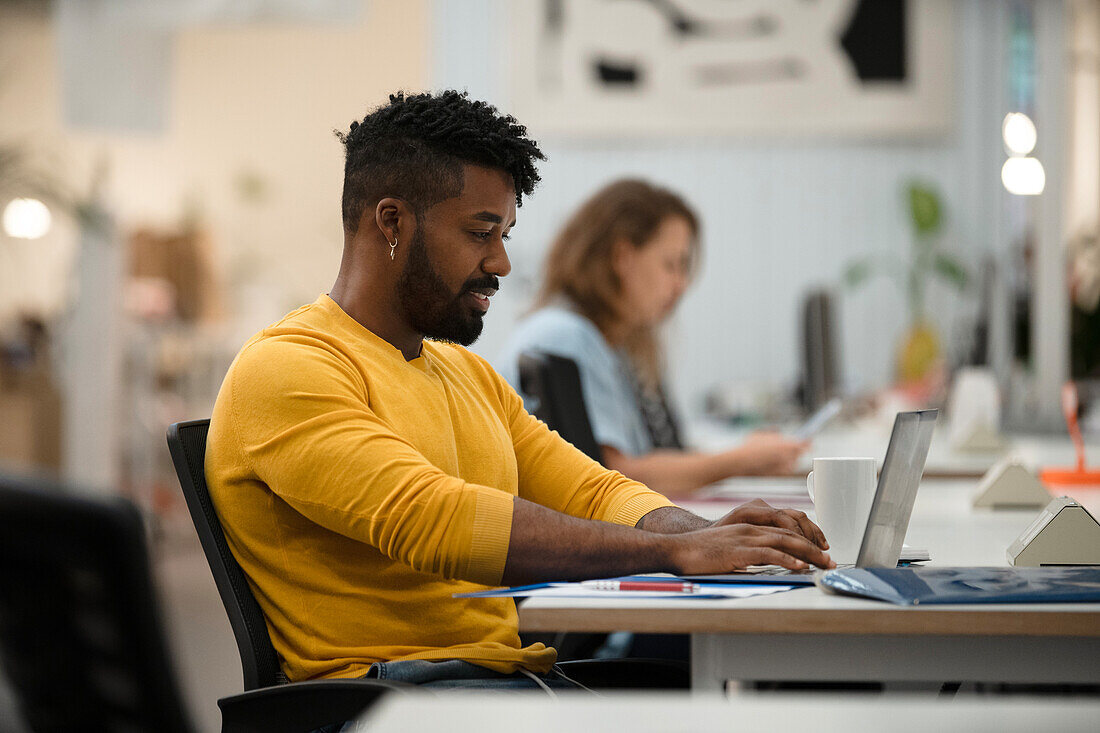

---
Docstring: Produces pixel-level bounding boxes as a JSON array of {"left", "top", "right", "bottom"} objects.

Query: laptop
[{"left": 686, "top": 409, "right": 939, "bottom": 585}]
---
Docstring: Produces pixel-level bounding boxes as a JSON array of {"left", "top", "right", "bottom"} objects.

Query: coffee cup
[{"left": 806, "top": 457, "right": 877, "bottom": 565}]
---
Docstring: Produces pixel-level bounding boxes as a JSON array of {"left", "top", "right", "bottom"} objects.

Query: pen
[{"left": 580, "top": 580, "right": 701, "bottom": 593}]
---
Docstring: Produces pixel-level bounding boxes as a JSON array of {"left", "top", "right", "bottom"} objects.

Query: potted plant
[{"left": 842, "top": 180, "right": 969, "bottom": 385}]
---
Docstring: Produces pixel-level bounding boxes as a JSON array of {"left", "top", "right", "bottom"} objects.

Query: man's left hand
[{"left": 711, "top": 498, "right": 829, "bottom": 550}]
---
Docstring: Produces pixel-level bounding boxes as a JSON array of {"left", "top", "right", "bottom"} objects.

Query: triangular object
[
  {"left": 1008, "top": 497, "right": 1100, "bottom": 566},
  {"left": 973, "top": 460, "right": 1051, "bottom": 509},
  {"left": 955, "top": 424, "right": 1007, "bottom": 452}
]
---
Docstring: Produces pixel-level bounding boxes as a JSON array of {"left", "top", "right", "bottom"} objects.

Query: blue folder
[{"left": 815, "top": 566, "right": 1100, "bottom": 605}]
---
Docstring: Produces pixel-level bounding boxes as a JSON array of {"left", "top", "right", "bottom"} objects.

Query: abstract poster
[{"left": 509, "top": 0, "right": 953, "bottom": 137}]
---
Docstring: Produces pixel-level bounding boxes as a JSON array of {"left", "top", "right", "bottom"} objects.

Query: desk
[
  {"left": 359, "top": 692, "right": 1100, "bottom": 732},
  {"left": 688, "top": 419, "right": 1098, "bottom": 479},
  {"left": 518, "top": 483, "right": 1100, "bottom": 691}
]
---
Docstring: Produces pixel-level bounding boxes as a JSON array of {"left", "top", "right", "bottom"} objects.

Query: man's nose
[{"left": 484, "top": 237, "right": 511, "bottom": 277}]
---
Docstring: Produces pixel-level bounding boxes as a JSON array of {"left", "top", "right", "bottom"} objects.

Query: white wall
[{"left": 436, "top": 0, "right": 1014, "bottom": 417}]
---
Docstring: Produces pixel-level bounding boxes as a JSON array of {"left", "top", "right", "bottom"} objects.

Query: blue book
[{"left": 816, "top": 566, "right": 1100, "bottom": 605}]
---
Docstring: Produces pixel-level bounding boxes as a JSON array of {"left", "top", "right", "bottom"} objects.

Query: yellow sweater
[{"left": 206, "top": 294, "right": 675, "bottom": 681}]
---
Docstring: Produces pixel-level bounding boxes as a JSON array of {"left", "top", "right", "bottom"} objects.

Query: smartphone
[{"left": 793, "top": 398, "right": 842, "bottom": 440}]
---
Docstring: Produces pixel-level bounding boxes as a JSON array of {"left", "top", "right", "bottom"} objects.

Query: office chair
[
  {"left": 516, "top": 352, "right": 692, "bottom": 669},
  {"left": 169, "top": 420, "right": 687, "bottom": 694},
  {"left": 516, "top": 352, "right": 612, "bottom": 659},
  {"left": 0, "top": 472, "right": 196, "bottom": 733},
  {"left": 167, "top": 420, "right": 406, "bottom": 733},
  {"left": 517, "top": 351, "right": 603, "bottom": 462}
]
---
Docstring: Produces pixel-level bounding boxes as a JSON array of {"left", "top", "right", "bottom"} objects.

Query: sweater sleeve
[
  {"left": 479, "top": 357, "right": 675, "bottom": 526},
  {"left": 224, "top": 336, "right": 513, "bottom": 586}
]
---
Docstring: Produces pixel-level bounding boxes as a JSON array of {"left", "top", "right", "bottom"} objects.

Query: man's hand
[
  {"left": 666, "top": 523, "right": 835, "bottom": 574},
  {"left": 712, "top": 498, "right": 829, "bottom": 550},
  {"left": 503, "top": 497, "right": 833, "bottom": 586},
  {"left": 725, "top": 431, "right": 808, "bottom": 475}
]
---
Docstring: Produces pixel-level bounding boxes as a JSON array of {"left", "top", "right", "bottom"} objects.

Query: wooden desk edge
[{"left": 518, "top": 606, "right": 1100, "bottom": 637}]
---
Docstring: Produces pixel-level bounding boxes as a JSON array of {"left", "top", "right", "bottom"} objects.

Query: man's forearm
[
  {"left": 635, "top": 506, "right": 711, "bottom": 534},
  {"left": 501, "top": 496, "right": 678, "bottom": 585},
  {"left": 500, "top": 496, "right": 835, "bottom": 586}
]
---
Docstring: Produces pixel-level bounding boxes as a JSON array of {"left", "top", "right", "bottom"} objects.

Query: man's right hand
[{"left": 663, "top": 522, "right": 835, "bottom": 574}]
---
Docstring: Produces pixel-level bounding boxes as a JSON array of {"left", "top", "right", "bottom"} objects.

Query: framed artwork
[{"left": 508, "top": 0, "right": 954, "bottom": 137}]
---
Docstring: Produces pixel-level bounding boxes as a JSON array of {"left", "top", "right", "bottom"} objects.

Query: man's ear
[{"left": 374, "top": 197, "right": 414, "bottom": 247}]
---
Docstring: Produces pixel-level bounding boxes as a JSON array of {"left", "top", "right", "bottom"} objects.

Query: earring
[{"left": 389, "top": 237, "right": 398, "bottom": 260}]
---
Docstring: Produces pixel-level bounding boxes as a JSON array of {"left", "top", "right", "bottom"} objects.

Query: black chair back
[
  {"left": 167, "top": 419, "right": 284, "bottom": 690},
  {"left": 0, "top": 473, "right": 195, "bottom": 733},
  {"left": 517, "top": 351, "right": 603, "bottom": 462}
]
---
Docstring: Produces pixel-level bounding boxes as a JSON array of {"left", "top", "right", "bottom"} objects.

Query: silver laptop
[{"left": 688, "top": 409, "right": 938, "bottom": 581}]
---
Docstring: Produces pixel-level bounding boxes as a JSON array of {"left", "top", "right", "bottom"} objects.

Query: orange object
[{"left": 1039, "top": 382, "right": 1100, "bottom": 487}]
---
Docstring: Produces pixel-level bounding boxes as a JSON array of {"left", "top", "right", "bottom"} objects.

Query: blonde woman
[{"left": 498, "top": 179, "right": 807, "bottom": 497}]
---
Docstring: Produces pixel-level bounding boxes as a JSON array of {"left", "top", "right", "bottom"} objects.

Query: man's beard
[{"left": 396, "top": 227, "right": 494, "bottom": 346}]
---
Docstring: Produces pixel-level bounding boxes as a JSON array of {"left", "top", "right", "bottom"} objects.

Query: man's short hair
[{"left": 336, "top": 90, "right": 545, "bottom": 234}]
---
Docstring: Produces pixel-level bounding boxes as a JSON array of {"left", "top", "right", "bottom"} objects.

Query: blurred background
[{"left": 0, "top": 0, "right": 1098, "bottom": 726}]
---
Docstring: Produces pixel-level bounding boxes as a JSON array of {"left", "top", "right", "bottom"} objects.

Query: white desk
[
  {"left": 688, "top": 419, "right": 1100, "bottom": 479},
  {"left": 358, "top": 692, "right": 1100, "bottom": 732},
  {"left": 518, "top": 483, "right": 1100, "bottom": 691}
]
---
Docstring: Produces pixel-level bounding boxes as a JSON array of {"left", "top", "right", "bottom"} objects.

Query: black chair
[
  {"left": 516, "top": 352, "right": 692, "bottom": 668},
  {"left": 167, "top": 420, "right": 406, "bottom": 733},
  {"left": 517, "top": 351, "right": 603, "bottom": 462},
  {"left": 516, "top": 353, "right": 612, "bottom": 659},
  {"left": 0, "top": 472, "right": 196, "bottom": 733},
  {"left": 169, "top": 420, "right": 687, "bottom": 694}
]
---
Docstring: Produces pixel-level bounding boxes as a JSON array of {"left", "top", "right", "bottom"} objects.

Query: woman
[{"left": 498, "top": 179, "right": 807, "bottom": 497}]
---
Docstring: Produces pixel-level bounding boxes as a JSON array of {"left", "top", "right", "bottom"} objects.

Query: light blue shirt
[{"left": 495, "top": 306, "right": 653, "bottom": 456}]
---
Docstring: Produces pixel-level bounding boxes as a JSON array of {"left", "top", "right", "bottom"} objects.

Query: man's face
[{"left": 397, "top": 165, "right": 516, "bottom": 346}]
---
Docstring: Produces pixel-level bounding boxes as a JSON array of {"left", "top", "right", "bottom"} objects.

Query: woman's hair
[{"left": 535, "top": 178, "right": 700, "bottom": 385}]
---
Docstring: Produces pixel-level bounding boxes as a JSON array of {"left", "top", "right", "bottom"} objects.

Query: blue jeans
[{"left": 312, "top": 659, "right": 590, "bottom": 732}]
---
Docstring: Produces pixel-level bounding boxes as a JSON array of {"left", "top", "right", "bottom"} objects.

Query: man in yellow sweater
[{"left": 206, "top": 90, "right": 832, "bottom": 689}]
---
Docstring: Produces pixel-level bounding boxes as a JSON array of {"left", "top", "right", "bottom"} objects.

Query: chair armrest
[{"left": 218, "top": 678, "right": 414, "bottom": 733}]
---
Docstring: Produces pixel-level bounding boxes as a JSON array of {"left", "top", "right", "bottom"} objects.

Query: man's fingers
[
  {"left": 748, "top": 525, "right": 834, "bottom": 568},
  {"left": 735, "top": 505, "right": 825, "bottom": 548},
  {"left": 781, "top": 509, "right": 829, "bottom": 549},
  {"left": 742, "top": 547, "right": 811, "bottom": 571},
  {"left": 682, "top": 523, "right": 835, "bottom": 574},
  {"left": 754, "top": 508, "right": 802, "bottom": 534}
]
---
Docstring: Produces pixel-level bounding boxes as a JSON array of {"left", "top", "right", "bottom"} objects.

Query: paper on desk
[
  {"left": 695, "top": 477, "right": 812, "bottom": 505},
  {"left": 454, "top": 584, "right": 793, "bottom": 600},
  {"left": 900, "top": 544, "right": 930, "bottom": 563}
]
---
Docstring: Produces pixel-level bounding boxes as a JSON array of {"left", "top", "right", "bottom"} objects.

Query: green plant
[{"left": 842, "top": 181, "right": 969, "bottom": 323}]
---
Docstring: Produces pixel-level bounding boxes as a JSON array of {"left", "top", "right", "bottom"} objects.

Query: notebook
[{"left": 815, "top": 566, "right": 1100, "bottom": 605}]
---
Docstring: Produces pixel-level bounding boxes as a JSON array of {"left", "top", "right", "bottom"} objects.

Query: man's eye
[{"left": 472, "top": 231, "right": 493, "bottom": 240}]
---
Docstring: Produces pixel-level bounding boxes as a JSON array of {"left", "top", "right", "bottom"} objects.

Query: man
[{"left": 206, "top": 90, "right": 832, "bottom": 688}]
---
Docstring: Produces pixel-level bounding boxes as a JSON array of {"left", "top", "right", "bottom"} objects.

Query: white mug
[{"left": 806, "top": 457, "right": 877, "bottom": 565}]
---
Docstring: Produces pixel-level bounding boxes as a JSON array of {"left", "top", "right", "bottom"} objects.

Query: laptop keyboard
[{"left": 753, "top": 563, "right": 855, "bottom": 576}]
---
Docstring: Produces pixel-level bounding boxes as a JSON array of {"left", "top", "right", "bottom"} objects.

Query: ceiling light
[
  {"left": 1002, "top": 112, "right": 1037, "bottom": 155},
  {"left": 2, "top": 198, "right": 52, "bottom": 239},
  {"left": 1001, "top": 156, "right": 1046, "bottom": 196}
]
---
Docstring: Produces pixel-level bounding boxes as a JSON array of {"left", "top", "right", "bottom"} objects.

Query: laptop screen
[{"left": 856, "top": 409, "right": 938, "bottom": 568}]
